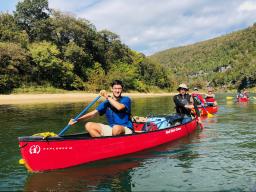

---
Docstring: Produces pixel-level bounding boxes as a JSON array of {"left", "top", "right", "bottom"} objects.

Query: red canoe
[
  {"left": 18, "top": 117, "right": 200, "bottom": 172},
  {"left": 237, "top": 97, "right": 249, "bottom": 102},
  {"left": 198, "top": 106, "right": 218, "bottom": 116}
]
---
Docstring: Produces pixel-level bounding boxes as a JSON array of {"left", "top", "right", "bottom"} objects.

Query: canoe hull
[
  {"left": 18, "top": 119, "right": 198, "bottom": 172},
  {"left": 237, "top": 97, "right": 249, "bottom": 102},
  {"left": 198, "top": 106, "right": 218, "bottom": 116}
]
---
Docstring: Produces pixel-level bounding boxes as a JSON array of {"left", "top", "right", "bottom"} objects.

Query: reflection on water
[
  {"left": 226, "top": 100, "right": 234, "bottom": 105},
  {"left": 1, "top": 94, "right": 256, "bottom": 191},
  {"left": 25, "top": 159, "right": 137, "bottom": 191},
  {"left": 201, "top": 116, "right": 218, "bottom": 128}
]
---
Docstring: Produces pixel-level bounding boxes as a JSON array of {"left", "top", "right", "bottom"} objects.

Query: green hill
[{"left": 149, "top": 24, "right": 256, "bottom": 90}]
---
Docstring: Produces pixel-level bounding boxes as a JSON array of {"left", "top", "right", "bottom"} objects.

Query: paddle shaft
[
  {"left": 191, "top": 96, "right": 204, "bottom": 128},
  {"left": 58, "top": 95, "right": 101, "bottom": 136},
  {"left": 194, "top": 95, "right": 211, "bottom": 115},
  {"left": 192, "top": 96, "right": 201, "bottom": 117}
]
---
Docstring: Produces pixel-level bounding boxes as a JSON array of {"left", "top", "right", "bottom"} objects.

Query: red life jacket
[
  {"left": 205, "top": 97, "right": 215, "bottom": 102},
  {"left": 192, "top": 93, "right": 205, "bottom": 105}
]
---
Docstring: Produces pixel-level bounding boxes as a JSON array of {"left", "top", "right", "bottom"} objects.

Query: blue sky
[{"left": 1, "top": 0, "right": 256, "bottom": 55}]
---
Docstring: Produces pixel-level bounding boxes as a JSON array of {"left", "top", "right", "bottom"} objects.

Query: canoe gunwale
[{"left": 18, "top": 118, "right": 197, "bottom": 142}]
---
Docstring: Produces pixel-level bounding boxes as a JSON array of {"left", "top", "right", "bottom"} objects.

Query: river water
[{"left": 0, "top": 94, "right": 256, "bottom": 191}]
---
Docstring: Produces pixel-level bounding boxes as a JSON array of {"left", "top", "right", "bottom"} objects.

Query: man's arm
[
  {"left": 77, "top": 109, "right": 99, "bottom": 121},
  {"left": 100, "top": 90, "right": 126, "bottom": 111},
  {"left": 107, "top": 97, "right": 126, "bottom": 111},
  {"left": 69, "top": 109, "right": 99, "bottom": 125}
]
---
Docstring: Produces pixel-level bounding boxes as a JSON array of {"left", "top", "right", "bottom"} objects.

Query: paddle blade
[
  {"left": 19, "top": 159, "right": 25, "bottom": 165},
  {"left": 33, "top": 132, "right": 58, "bottom": 139},
  {"left": 207, "top": 112, "right": 214, "bottom": 118}
]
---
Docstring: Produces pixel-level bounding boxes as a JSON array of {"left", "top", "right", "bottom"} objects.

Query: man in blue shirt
[{"left": 69, "top": 80, "right": 133, "bottom": 137}]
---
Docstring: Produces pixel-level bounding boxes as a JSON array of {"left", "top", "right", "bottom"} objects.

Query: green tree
[
  {"left": 0, "top": 42, "right": 30, "bottom": 93},
  {"left": 92, "top": 30, "right": 133, "bottom": 72},
  {"left": 107, "top": 62, "right": 139, "bottom": 90},
  {"left": 51, "top": 11, "right": 96, "bottom": 52},
  {"left": 85, "top": 62, "right": 107, "bottom": 91},
  {"left": 64, "top": 41, "right": 93, "bottom": 81},
  {"left": 138, "top": 58, "right": 170, "bottom": 89},
  {"left": 29, "top": 41, "right": 77, "bottom": 89},
  {"left": 14, "top": 0, "right": 52, "bottom": 41},
  {"left": 0, "top": 13, "right": 29, "bottom": 47}
]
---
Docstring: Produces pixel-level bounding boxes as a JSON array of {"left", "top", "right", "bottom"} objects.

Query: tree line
[{"left": 0, "top": 0, "right": 170, "bottom": 94}]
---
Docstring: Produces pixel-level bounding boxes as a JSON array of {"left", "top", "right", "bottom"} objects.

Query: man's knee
[
  {"left": 85, "top": 122, "right": 96, "bottom": 131},
  {"left": 85, "top": 122, "right": 103, "bottom": 137},
  {"left": 112, "top": 125, "right": 125, "bottom": 136}
]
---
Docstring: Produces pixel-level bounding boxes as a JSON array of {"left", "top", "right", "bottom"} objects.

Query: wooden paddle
[{"left": 58, "top": 95, "right": 101, "bottom": 136}]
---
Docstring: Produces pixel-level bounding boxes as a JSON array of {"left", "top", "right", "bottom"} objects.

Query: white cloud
[
  {"left": 48, "top": 0, "right": 256, "bottom": 55},
  {"left": 238, "top": 1, "right": 256, "bottom": 11},
  {"left": 48, "top": 0, "right": 100, "bottom": 12}
]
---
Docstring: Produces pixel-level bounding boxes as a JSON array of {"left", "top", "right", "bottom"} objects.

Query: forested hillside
[
  {"left": 0, "top": 0, "right": 170, "bottom": 94},
  {"left": 149, "top": 24, "right": 256, "bottom": 90}
]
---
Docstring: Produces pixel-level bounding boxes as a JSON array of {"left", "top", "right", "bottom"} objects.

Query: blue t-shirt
[{"left": 96, "top": 96, "right": 133, "bottom": 129}]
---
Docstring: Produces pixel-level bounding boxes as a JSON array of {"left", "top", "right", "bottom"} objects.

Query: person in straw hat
[{"left": 173, "top": 83, "right": 194, "bottom": 123}]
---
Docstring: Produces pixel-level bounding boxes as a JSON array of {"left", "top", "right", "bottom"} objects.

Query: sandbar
[{"left": 0, "top": 93, "right": 174, "bottom": 105}]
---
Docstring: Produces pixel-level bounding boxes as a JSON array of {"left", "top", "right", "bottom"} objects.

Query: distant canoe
[{"left": 237, "top": 97, "right": 249, "bottom": 102}]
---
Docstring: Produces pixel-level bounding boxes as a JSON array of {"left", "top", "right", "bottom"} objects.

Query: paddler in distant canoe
[
  {"left": 204, "top": 86, "right": 218, "bottom": 106},
  {"left": 191, "top": 87, "right": 206, "bottom": 107}
]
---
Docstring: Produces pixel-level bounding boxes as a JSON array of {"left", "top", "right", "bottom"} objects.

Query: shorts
[{"left": 99, "top": 124, "right": 133, "bottom": 136}]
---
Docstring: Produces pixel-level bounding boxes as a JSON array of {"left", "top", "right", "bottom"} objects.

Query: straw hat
[{"left": 177, "top": 83, "right": 189, "bottom": 91}]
